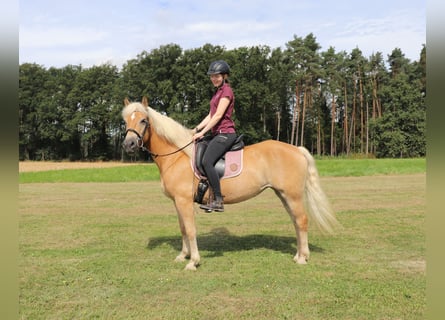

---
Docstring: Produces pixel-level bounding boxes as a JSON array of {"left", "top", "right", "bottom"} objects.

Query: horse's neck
[{"left": 147, "top": 130, "right": 186, "bottom": 169}]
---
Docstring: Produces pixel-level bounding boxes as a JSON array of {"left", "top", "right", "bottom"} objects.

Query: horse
[{"left": 122, "top": 97, "right": 339, "bottom": 271}]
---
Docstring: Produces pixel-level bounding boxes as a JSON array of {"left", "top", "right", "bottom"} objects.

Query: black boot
[
  {"left": 199, "top": 195, "right": 224, "bottom": 212},
  {"left": 194, "top": 180, "right": 209, "bottom": 204}
]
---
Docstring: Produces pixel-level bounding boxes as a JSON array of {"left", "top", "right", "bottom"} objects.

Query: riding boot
[{"left": 199, "top": 195, "right": 224, "bottom": 212}]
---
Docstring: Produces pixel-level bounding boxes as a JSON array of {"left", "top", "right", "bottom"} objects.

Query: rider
[{"left": 192, "top": 60, "right": 237, "bottom": 212}]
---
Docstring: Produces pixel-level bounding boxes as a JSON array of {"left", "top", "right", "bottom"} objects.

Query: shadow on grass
[{"left": 146, "top": 227, "right": 324, "bottom": 258}]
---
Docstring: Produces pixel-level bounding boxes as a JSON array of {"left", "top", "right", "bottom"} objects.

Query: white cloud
[
  {"left": 170, "top": 20, "right": 282, "bottom": 49},
  {"left": 337, "top": 9, "right": 423, "bottom": 38},
  {"left": 18, "top": 1, "right": 425, "bottom": 67},
  {"left": 319, "top": 9, "right": 425, "bottom": 60},
  {"left": 20, "top": 46, "right": 119, "bottom": 68},
  {"left": 185, "top": 20, "right": 279, "bottom": 34},
  {"left": 329, "top": 30, "right": 424, "bottom": 59},
  {"left": 20, "top": 26, "right": 109, "bottom": 48}
]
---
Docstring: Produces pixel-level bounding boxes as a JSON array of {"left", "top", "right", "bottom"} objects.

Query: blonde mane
[{"left": 122, "top": 102, "right": 194, "bottom": 158}]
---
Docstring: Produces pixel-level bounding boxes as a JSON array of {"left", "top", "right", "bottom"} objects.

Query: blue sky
[{"left": 19, "top": 0, "right": 425, "bottom": 69}]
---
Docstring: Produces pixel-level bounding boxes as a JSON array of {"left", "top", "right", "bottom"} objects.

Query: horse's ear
[
  {"left": 124, "top": 97, "right": 130, "bottom": 106},
  {"left": 142, "top": 96, "right": 149, "bottom": 107}
]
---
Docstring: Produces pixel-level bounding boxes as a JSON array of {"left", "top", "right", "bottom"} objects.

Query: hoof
[
  {"left": 294, "top": 254, "right": 308, "bottom": 264},
  {"left": 175, "top": 255, "right": 186, "bottom": 263},
  {"left": 184, "top": 262, "right": 197, "bottom": 271}
]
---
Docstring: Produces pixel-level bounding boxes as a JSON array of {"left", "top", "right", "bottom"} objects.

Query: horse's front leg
[
  {"left": 173, "top": 230, "right": 189, "bottom": 263},
  {"left": 174, "top": 217, "right": 196, "bottom": 266},
  {"left": 174, "top": 197, "right": 200, "bottom": 270}
]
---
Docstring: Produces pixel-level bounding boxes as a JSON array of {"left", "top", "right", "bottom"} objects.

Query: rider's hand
[{"left": 193, "top": 131, "right": 204, "bottom": 142}]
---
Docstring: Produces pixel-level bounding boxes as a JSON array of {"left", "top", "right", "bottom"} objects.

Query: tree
[
  {"left": 67, "top": 64, "right": 120, "bottom": 159},
  {"left": 229, "top": 45, "right": 273, "bottom": 144},
  {"left": 371, "top": 50, "right": 425, "bottom": 157},
  {"left": 285, "top": 34, "right": 323, "bottom": 153},
  {"left": 366, "top": 52, "right": 387, "bottom": 155},
  {"left": 19, "top": 63, "right": 50, "bottom": 160},
  {"left": 321, "top": 47, "right": 347, "bottom": 156},
  {"left": 19, "top": 36, "right": 426, "bottom": 160},
  {"left": 267, "top": 47, "right": 293, "bottom": 141},
  {"left": 345, "top": 48, "right": 368, "bottom": 154}
]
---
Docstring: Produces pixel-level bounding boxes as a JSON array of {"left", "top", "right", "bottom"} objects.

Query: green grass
[
  {"left": 19, "top": 172, "right": 426, "bottom": 319},
  {"left": 19, "top": 158, "right": 426, "bottom": 183},
  {"left": 19, "top": 164, "right": 159, "bottom": 183},
  {"left": 316, "top": 158, "right": 425, "bottom": 177}
]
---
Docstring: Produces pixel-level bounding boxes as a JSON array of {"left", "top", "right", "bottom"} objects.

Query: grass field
[
  {"left": 19, "top": 158, "right": 426, "bottom": 183},
  {"left": 19, "top": 159, "right": 426, "bottom": 319}
]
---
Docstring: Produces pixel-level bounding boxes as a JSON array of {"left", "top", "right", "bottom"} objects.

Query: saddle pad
[
  {"left": 191, "top": 149, "right": 243, "bottom": 180},
  {"left": 222, "top": 149, "right": 243, "bottom": 178}
]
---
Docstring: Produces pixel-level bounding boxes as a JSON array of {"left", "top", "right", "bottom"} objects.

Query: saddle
[{"left": 192, "top": 134, "right": 244, "bottom": 204}]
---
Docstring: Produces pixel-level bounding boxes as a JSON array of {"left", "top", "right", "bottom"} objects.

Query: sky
[{"left": 19, "top": 0, "right": 426, "bottom": 69}]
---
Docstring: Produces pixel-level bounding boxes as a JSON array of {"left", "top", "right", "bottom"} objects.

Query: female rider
[{"left": 192, "top": 60, "right": 236, "bottom": 212}]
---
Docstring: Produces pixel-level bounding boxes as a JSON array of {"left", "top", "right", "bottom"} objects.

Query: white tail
[{"left": 298, "top": 146, "right": 340, "bottom": 234}]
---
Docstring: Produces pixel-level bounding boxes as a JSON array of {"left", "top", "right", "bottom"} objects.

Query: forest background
[{"left": 19, "top": 33, "right": 426, "bottom": 161}]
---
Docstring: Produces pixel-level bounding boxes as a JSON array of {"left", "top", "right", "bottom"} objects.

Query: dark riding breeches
[{"left": 201, "top": 133, "right": 237, "bottom": 198}]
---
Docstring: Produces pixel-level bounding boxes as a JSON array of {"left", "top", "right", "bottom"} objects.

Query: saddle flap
[{"left": 194, "top": 136, "right": 212, "bottom": 175}]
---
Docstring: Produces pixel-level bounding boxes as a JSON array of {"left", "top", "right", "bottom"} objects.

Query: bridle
[
  {"left": 125, "top": 126, "right": 148, "bottom": 151},
  {"left": 124, "top": 112, "right": 193, "bottom": 159}
]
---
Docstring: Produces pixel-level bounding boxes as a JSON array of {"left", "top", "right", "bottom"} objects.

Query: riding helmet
[{"left": 207, "top": 60, "right": 230, "bottom": 75}]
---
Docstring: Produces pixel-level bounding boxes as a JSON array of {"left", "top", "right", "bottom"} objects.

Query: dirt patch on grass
[
  {"left": 19, "top": 161, "right": 138, "bottom": 172},
  {"left": 391, "top": 260, "right": 426, "bottom": 274}
]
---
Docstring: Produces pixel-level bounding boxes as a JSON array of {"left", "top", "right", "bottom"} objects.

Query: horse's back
[
  {"left": 246, "top": 139, "right": 299, "bottom": 149},
  {"left": 245, "top": 139, "right": 306, "bottom": 160},
  {"left": 220, "top": 139, "right": 309, "bottom": 203},
  {"left": 242, "top": 139, "right": 308, "bottom": 177}
]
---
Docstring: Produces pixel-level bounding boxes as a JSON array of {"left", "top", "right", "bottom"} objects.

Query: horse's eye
[{"left": 141, "top": 118, "right": 148, "bottom": 124}]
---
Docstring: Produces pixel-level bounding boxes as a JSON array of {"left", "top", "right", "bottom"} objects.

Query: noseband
[{"left": 125, "top": 127, "right": 148, "bottom": 151}]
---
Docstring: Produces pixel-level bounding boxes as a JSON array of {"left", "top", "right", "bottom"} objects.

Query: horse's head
[{"left": 122, "top": 96, "right": 150, "bottom": 155}]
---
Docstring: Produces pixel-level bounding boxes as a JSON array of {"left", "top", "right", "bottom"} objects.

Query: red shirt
[{"left": 210, "top": 82, "right": 236, "bottom": 135}]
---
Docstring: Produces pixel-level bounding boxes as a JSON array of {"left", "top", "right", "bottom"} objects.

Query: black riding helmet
[{"left": 207, "top": 60, "right": 230, "bottom": 75}]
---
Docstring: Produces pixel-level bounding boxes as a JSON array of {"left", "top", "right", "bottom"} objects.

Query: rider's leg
[{"left": 200, "top": 133, "right": 236, "bottom": 211}]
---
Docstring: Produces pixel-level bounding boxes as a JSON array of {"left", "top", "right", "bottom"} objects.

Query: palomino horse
[{"left": 122, "top": 97, "right": 339, "bottom": 270}]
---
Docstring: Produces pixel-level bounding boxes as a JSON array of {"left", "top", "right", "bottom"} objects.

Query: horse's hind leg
[
  {"left": 174, "top": 197, "right": 200, "bottom": 270},
  {"left": 275, "top": 191, "right": 310, "bottom": 264}
]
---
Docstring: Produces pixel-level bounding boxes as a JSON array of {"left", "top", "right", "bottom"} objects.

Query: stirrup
[
  {"left": 199, "top": 196, "right": 224, "bottom": 212},
  {"left": 199, "top": 203, "right": 214, "bottom": 213},
  {"left": 199, "top": 202, "right": 224, "bottom": 212}
]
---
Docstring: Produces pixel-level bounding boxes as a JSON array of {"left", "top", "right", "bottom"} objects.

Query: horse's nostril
[{"left": 122, "top": 139, "right": 136, "bottom": 152}]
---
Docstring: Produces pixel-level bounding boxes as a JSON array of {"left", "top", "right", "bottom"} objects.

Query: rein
[
  {"left": 124, "top": 117, "right": 193, "bottom": 159},
  {"left": 148, "top": 140, "right": 194, "bottom": 159}
]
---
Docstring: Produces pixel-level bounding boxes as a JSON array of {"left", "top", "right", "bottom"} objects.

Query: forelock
[{"left": 122, "top": 102, "right": 149, "bottom": 120}]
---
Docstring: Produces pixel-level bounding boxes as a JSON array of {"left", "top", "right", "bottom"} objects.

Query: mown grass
[
  {"left": 19, "top": 158, "right": 426, "bottom": 183},
  {"left": 19, "top": 165, "right": 158, "bottom": 183},
  {"left": 316, "top": 157, "right": 425, "bottom": 177},
  {"left": 18, "top": 160, "right": 426, "bottom": 319}
]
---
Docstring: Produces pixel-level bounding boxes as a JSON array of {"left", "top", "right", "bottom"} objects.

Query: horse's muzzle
[{"left": 122, "top": 136, "right": 138, "bottom": 154}]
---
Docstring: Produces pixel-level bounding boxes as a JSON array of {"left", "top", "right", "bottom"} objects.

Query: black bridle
[{"left": 124, "top": 113, "right": 193, "bottom": 159}]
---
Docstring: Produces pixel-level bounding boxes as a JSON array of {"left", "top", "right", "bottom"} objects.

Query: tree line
[{"left": 19, "top": 33, "right": 426, "bottom": 161}]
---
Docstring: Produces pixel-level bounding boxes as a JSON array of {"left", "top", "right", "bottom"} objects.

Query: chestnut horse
[{"left": 122, "top": 97, "right": 339, "bottom": 270}]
